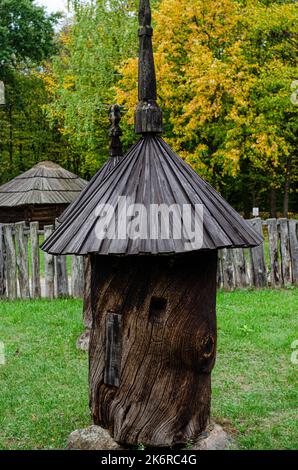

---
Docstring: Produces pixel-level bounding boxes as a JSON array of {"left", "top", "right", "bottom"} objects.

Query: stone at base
[
  {"left": 67, "top": 425, "right": 123, "bottom": 450},
  {"left": 191, "top": 422, "right": 235, "bottom": 450},
  {"left": 66, "top": 422, "right": 235, "bottom": 450},
  {"left": 76, "top": 329, "right": 90, "bottom": 352}
]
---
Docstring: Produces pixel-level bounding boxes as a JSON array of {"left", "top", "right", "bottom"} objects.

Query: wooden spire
[
  {"left": 135, "top": 0, "right": 163, "bottom": 134},
  {"left": 109, "top": 104, "right": 123, "bottom": 157}
]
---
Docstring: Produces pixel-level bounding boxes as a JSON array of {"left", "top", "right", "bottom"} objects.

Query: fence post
[
  {"left": 266, "top": 218, "right": 281, "bottom": 288},
  {"left": 248, "top": 218, "right": 267, "bottom": 288},
  {"left": 55, "top": 255, "right": 69, "bottom": 297},
  {"left": 288, "top": 219, "right": 298, "bottom": 287},
  {"left": 54, "top": 220, "right": 69, "bottom": 297},
  {"left": 279, "top": 218, "right": 292, "bottom": 285},
  {"left": 3, "top": 224, "right": 17, "bottom": 300},
  {"left": 30, "top": 222, "right": 41, "bottom": 298},
  {"left": 82, "top": 256, "right": 92, "bottom": 329},
  {"left": 222, "top": 248, "right": 235, "bottom": 290},
  {"left": 15, "top": 222, "right": 30, "bottom": 299},
  {"left": 44, "top": 225, "right": 55, "bottom": 299},
  {"left": 217, "top": 251, "right": 223, "bottom": 289},
  {"left": 71, "top": 255, "right": 84, "bottom": 298},
  {"left": 0, "top": 224, "right": 6, "bottom": 298},
  {"left": 233, "top": 248, "right": 249, "bottom": 288}
]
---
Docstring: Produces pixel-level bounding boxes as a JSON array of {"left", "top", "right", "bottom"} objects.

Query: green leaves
[
  {"left": 0, "top": 0, "right": 59, "bottom": 72},
  {"left": 43, "top": 0, "right": 139, "bottom": 176}
]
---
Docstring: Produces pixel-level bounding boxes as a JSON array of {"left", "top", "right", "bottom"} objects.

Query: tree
[
  {"left": 0, "top": 0, "right": 59, "bottom": 75},
  {"left": 116, "top": 0, "right": 298, "bottom": 215},
  {"left": 42, "top": 0, "right": 141, "bottom": 178},
  {"left": 0, "top": 1, "right": 74, "bottom": 184},
  {"left": 0, "top": 69, "right": 74, "bottom": 184}
]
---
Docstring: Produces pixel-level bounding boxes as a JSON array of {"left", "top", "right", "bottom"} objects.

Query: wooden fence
[
  {"left": 0, "top": 221, "right": 84, "bottom": 300},
  {"left": 0, "top": 218, "right": 297, "bottom": 299},
  {"left": 217, "top": 218, "right": 298, "bottom": 290}
]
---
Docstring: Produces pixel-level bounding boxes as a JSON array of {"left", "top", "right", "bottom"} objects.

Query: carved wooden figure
[{"left": 42, "top": 0, "right": 262, "bottom": 447}]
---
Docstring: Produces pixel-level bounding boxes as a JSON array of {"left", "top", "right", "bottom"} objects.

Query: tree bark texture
[{"left": 89, "top": 251, "right": 217, "bottom": 447}]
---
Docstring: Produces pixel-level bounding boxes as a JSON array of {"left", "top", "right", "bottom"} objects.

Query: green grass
[
  {"left": 0, "top": 299, "right": 89, "bottom": 450},
  {"left": 213, "top": 289, "right": 298, "bottom": 450},
  {"left": 0, "top": 289, "right": 297, "bottom": 450}
]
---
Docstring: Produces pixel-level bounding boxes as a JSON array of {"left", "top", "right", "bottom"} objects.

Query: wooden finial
[
  {"left": 109, "top": 104, "right": 123, "bottom": 157},
  {"left": 135, "top": 0, "right": 163, "bottom": 134}
]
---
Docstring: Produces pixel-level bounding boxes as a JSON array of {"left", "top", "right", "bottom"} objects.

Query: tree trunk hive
[{"left": 42, "top": 0, "right": 262, "bottom": 448}]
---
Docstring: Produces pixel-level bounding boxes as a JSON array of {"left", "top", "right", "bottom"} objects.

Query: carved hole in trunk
[
  {"left": 202, "top": 335, "right": 214, "bottom": 358},
  {"left": 149, "top": 297, "right": 167, "bottom": 323}
]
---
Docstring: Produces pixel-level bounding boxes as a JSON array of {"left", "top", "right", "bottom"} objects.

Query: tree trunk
[
  {"left": 270, "top": 188, "right": 277, "bottom": 218},
  {"left": 8, "top": 105, "right": 13, "bottom": 172},
  {"left": 283, "top": 158, "right": 290, "bottom": 218},
  {"left": 89, "top": 251, "right": 217, "bottom": 447}
]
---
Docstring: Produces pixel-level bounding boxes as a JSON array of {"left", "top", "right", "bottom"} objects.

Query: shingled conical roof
[
  {"left": 42, "top": 134, "right": 262, "bottom": 255},
  {"left": 42, "top": 0, "right": 262, "bottom": 256},
  {"left": 0, "top": 161, "right": 87, "bottom": 207}
]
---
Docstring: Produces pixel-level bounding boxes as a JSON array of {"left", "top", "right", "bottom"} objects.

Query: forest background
[{"left": 0, "top": 0, "right": 297, "bottom": 217}]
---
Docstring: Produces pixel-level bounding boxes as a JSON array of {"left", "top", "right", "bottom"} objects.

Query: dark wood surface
[
  {"left": 109, "top": 104, "right": 123, "bottom": 158},
  {"left": 104, "top": 312, "right": 122, "bottom": 387},
  {"left": 89, "top": 251, "right": 217, "bottom": 446},
  {"left": 0, "top": 203, "right": 69, "bottom": 229},
  {"left": 135, "top": 0, "right": 162, "bottom": 133}
]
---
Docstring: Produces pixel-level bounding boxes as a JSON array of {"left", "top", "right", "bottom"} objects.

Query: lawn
[{"left": 0, "top": 289, "right": 297, "bottom": 450}]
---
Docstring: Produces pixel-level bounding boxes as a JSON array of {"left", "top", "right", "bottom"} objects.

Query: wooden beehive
[{"left": 42, "top": 0, "right": 262, "bottom": 447}]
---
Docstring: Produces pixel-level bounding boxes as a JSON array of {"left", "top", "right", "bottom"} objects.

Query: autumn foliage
[{"left": 116, "top": 0, "right": 298, "bottom": 216}]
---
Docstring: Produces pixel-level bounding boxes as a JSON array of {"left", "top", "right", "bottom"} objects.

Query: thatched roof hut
[{"left": 0, "top": 161, "right": 87, "bottom": 228}]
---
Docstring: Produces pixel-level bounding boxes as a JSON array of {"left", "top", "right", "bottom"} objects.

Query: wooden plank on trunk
[
  {"left": 3, "top": 224, "right": 17, "bottom": 300},
  {"left": 44, "top": 225, "right": 55, "bottom": 299},
  {"left": 289, "top": 219, "right": 298, "bottom": 287},
  {"left": 104, "top": 312, "right": 122, "bottom": 387},
  {"left": 233, "top": 248, "right": 249, "bottom": 288},
  {"left": 266, "top": 218, "right": 281, "bottom": 287},
  {"left": 222, "top": 248, "right": 235, "bottom": 290},
  {"left": 30, "top": 222, "right": 41, "bottom": 298},
  {"left": 0, "top": 224, "right": 6, "bottom": 298},
  {"left": 248, "top": 218, "right": 267, "bottom": 288},
  {"left": 15, "top": 221, "right": 30, "bottom": 299},
  {"left": 71, "top": 255, "right": 84, "bottom": 298},
  {"left": 279, "top": 218, "right": 292, "bottom": 285}
]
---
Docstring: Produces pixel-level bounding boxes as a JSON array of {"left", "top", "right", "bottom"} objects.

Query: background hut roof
[
  {"left": 42, "top": 135, "right": 263, "bottom": 256},
  {"left": 0, "top": 161, "right": 87, "bottom": 207}
]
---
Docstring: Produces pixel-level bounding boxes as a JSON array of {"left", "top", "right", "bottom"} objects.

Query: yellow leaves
[
  {"left": 115, "top": 58, "right": 138, "bottom": 125},
  {"left": 114, "top": 0, "right": 297, "bottom": 186},
  {"left": 217, "top": 148, "right": 240, "bottom": 178},
  {"left": 63, "top": 74, "right": 75, "bottom": 90}
]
